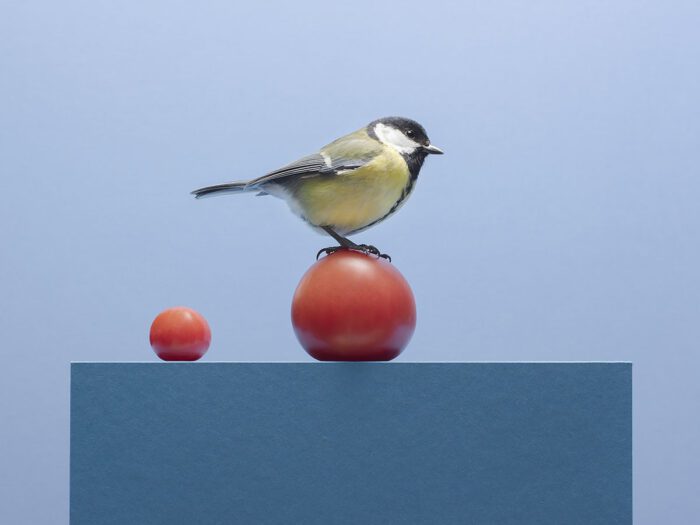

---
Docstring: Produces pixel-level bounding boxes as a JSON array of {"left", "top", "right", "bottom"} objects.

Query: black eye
[{"left": 406, "top": 129, "right": 415, "bottom": 137}]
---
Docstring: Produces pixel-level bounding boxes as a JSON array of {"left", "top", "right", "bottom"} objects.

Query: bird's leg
[
  {"left": 321, "top": 226, "right": 359, "bottom": 248},
  {"left": 317, "top": 227, "right": 391, "bottom": 261},
  {"left": 316, "top": 227, "right": 358, "bottom": 258}
]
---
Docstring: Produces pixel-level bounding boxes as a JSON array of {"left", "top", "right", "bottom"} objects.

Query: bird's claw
[
  {"left": 316, "top": 245, "right": 391, "bottom": 262},
  {"left": 316, "top": 246, "right": 341, "bottom": 260},
  {"left": 358, "top": 244, "right": 391, "bottom": 262}
]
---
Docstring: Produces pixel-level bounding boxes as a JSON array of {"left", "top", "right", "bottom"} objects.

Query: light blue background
[{"left": 0, "top": 1, "right": 697, "bottom": 523}]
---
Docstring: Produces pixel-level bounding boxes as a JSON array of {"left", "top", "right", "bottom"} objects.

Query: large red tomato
[
  {"left": 149, "top": 306, "right": 211, "bottom": 361},
  {"left": 291, "top": 249, "right": 416, "bottom": 361}
]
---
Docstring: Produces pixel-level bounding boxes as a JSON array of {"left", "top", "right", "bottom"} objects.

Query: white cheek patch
[{"left": 373, "top": 122, "right": 421, "bottom": 154}]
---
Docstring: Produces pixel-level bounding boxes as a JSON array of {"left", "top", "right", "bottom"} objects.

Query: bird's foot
[
  {"left": 316, "top": 246, "right": 343, "bottom": 259},
  {"left": 316, "top": 245, "right": 391, "bottom": 262},
  {"left": 357, "top": 244, "right": 391, "bottom": 262}
]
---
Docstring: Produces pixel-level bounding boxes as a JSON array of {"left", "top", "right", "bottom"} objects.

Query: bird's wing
[
  {"left": 246, "top": 153, "right": 371, "bottom": 188},
  {"left": 246, "top": 130, "right": 384, "bottom": 188}
]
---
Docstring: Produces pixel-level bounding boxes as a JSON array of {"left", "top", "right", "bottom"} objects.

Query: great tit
[{"left": 192, "top": 116, "right": 442, "bottom": 259}]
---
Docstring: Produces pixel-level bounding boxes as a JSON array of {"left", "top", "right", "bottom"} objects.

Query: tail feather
[{"left": 191, "top": 182, "right": 252, "bottom": 199}]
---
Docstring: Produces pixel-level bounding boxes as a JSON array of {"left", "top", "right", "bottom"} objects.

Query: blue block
[{"left": 70, "top": 363, "right": 631, "bottom": 524}]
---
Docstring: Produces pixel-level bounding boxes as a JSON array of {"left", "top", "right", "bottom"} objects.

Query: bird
[{"left": 191, "top": 116, "right": 442, "bottom": 260}]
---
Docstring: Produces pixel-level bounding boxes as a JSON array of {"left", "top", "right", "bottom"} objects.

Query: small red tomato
[
  {"left": 291, "top": 249, "right": 416, "bottom": 361},
  {"left": 149, "top": 306, "right": 211, "bottom": 361}
]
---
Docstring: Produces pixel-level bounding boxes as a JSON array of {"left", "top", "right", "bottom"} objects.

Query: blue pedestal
[{"left": 70, "top": 363, "right": 631, "bottom": 524}]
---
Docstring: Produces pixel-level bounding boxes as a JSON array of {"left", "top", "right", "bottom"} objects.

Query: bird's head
[{"left": 368, "top": 117, "right": 443, "bottom": 157}]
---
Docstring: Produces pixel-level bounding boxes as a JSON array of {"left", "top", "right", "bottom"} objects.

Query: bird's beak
[{"left": 423, "top": 144, "right": 444, "bottom": 155}]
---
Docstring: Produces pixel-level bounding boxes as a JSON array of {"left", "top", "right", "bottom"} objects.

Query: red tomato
[
  {"left": 291, "top": 249, "right": 416, "bottom": 361},
  {"left": 149, "top": 306, "right": 211, "bottom": 361}
]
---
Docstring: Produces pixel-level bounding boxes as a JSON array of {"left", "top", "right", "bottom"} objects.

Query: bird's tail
[{"left": 191, "top": 181, "right": 254, "bottom": 199}]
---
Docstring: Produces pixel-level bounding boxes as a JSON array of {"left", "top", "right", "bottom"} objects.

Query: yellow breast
[{"left": 294, "top": 148, "right": 410, "bottom": 234}]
